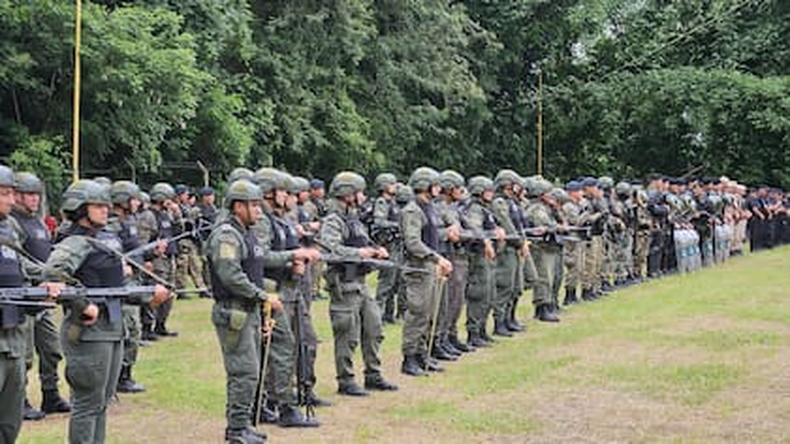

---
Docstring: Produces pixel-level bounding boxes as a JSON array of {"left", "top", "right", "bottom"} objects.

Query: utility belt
[
  {"left": 215, "top": 298, "right": 259, "bottom": 313},
  {"left": 328, "top": 264, "right": 373, "bottom": 282}
]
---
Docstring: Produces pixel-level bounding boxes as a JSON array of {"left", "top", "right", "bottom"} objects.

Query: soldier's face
[
  {"left": 430, "top": 184, "right": 441, "bottom": 198},
  {"left": 240, "top": 201, "right": 262, "bottom": 225},
  {"left": 87, "top": 204, "right": 109, "bottom": 227},
  {"left": 355, "top": 191, "right": 367, "bottom": 206},
  {"left": 482, "top": 189, "right": 495, "bottom": 202},
  {"left": 129, "top": 198, "right": 141, "bottom": 213},
  {"left": 274, "top": 189, "right": 288, "bottom": 208},
  {"left": 285, "top": 193, "right": 297, "bottom": 210},
  {"left": 17, "top": 192, "right": 40, "bottom": 213},
  {"left": 0, "top": 186, "right": 15, "bottom": 216},
  {"left": 312, "top": 188, "right": 325, "bottom": 199}
]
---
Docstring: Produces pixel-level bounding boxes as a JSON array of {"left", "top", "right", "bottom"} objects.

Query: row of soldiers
[{"left": 0, "top": 162, "right": 782, "bottom": 443}]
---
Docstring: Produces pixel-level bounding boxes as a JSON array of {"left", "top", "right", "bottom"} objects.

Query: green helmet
[
  {"left": 139, "top": 191, "right": 151, "bottom": 205},
  {"left": 228, "top": 167, "right": 255, "bottom": 183},
  {"left": 374, "top": 173, "right": 398, "bottom": 192},
  {"left": 529, "top": 179, "right": 553, "bottom": 198},
  {"left": 408, "top": 167, "right": 440, "bottom": 192},
  {"left": 254, "top": 168, "right": 284, "bottom": 194},
  {"left": 440, "top": 170, "right": 465, "bottom": 190},
  {"left": 290, "top": 176, "right": 310, "bottom": 194},
  {"left": 550, "top": 187, "right": 570, "bottom": 203},
  {"left": 61, "top": 179, "right": 111, "bottom": 212},
  {"left": 707, "top": 194, "right": 723, "bottom": 212},
  {"left": 111, "top": 180, "right": 141, "bottom": 204},
  {"left": 0, "top": 165, "right": 16, "bottom": 188},
  {"left": 93, "top": 176, "right": 112, "bottom": 187},
  {"left": 149, "top": 182, "right": 176, "bottom": 202},
  {"left": 14, "top": 172, "right": 43, "bottom": 194},
  {"left": 225, "top": 179, "right": 262, "bottom": 208},
  {"left": 494, "top": 169, "right": 521, "bottom": 189},
  {"left": 329, "top": 171, "right": 366, "bottom": 198},
  {"left": 598, "top": 176, "right": 614, "bottom": 190},
  {"left": 467, "top": 176, "right": 495, "bottom": 197},
  {"left": 521, "top": 176, "right": 537, "bottom": 196},
  {"left": 395, "top": 182, "right": 414, "bottom": 204},
  {"left": 614, "top": 181, "right": 631, "bottom": 197}
]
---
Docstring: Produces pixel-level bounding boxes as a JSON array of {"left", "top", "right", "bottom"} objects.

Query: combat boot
[
  {"left": 154, "top": 323, "right": 179, "bottom": 337},
  {"left": 418, "top": 354, "right": 445, "bottom": 373},
  {"left": 448, "top": 333, "right": 474, "bottom": 353},
  {"left": 535, "top": 304, "right": 560, "bottom": 323},
  {"left": 480, "top": 329, "right": 496, "bottom": 345},
  {"left": 225, "top": 426, "right": 267, "bottom": 444},
  {"left": 303, "top": 391, "right": 332, "bottom": 407},
  {"left": 364, "top": 377, "right": 399, "bottom": 392},
  {"left": 259, "top": 400, "right": 278, "bottom": 424},
  {"left": 440, "top": 336, "right": 463, "bottom": 357},
  {"left": 431, "top": 342, "right": 458, "bottom": 361},
  {"left": 141, "top": 325, "right": 158, "bottom": 341},
  {"left": 493, "top": 319, "right": 513, "bottom": 337},
  {"left": 401, "top": 354, "right": 426, "bottom": 377},
  {"left": 581, "top": 288, "right": 597, "bottom": 302},
  {"left": 24, "top": 399, "right": 46, "bottom": 421},
  {"left": 277, "top": 404, "right": 320, "bottom": 428},
  {"left": 563, "top": 288, "right": 578, "bottom": 306},
  {"left": 41, "top": 389, "right": 71, "bottom": 414},
  {"left": 507, "top": 302, "right": 526, "bottom": 332},
  {"left": 467, "top": 332, "right": 488, "bottom": 348},
  {"left": 338, "top": 382, "right": 369, "bottom": 396},
  {"left": 117, "top": 365, "right": 146, "bottom": 394}
]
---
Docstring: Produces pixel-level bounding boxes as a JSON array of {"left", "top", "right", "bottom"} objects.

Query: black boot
[
  {"left": 24, "top": 398, "right": 46, "bottom": 421},
  {"left": 303, "top": 391, "right": 332, "bottom": 407},
  {"left": 480, "top": 328, "right": 496, "bottom": 345},
  {"left": 338, "top": 382, "right": 369, "bottom": 396},
  {"left": 493, "top": 319, "right": 513, "bottom": 337},
  {"left": 154, "top": 323, "right": 179, "bottom": 337},
  {"left": 441, "top": 336, "right": 463, "bottom": 357},
  {"left": 467, "top": 332, "right": 488, "bottom": 348},
  {"left": 601, "top": 281, "right": 614, "bottom": 293},
  {"left": 225, "top": 426, "right": 267, "bottom": 444},
  {"left": 581, "top": 288, "right": 596, "bottom": 302},
  {"left": 400, "top": 355, "right": 426, "bottom": 377},
  {"left": 431, "top": 341, "right": 458, "bottom": 361},
  {"left": 364, "top": 376, "right": 399, "bottom": 391},
  {"left": 141, "top": 325, "right": 158, "bottom": 341},
  {"left": 535, "top": 304, "right": 560, "bottom": 323},
  {"left": 418, "top": 354, "right": 445, "bottom": 373},
  {"left": 448, "top": 333, "right": 474, "bottom": 353},
  {"left": 259, "top": 400, "right": 278, "bottom": 424},
  {"left": 117, "top": 365, "right": 146, "bottom": 394},
  {"left": 563, "top": 288, "right": 578, "bottom": 306},
  {"left": 277, "top": 404, "right": 320, "bottom": 428},
  {"left": 507, "top": 301, "right": 526, "bottom": 332},
  {"left": 41, "top": 389, "right": 71, "bottom": 414}
]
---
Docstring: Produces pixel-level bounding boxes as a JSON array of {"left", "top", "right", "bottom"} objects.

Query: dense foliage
[{"left": 1, "top": 0, "right": 788, "bottom": 198}]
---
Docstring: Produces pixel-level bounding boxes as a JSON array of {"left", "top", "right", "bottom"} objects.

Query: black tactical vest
[
  {"left": 0, "top": 220, "right": 25, "bottom": 328},
  {"left": 265, "top": 212, "right": 299, "bottom": 283},
  {"left": 418, "top": 201, "right": 439, "bottom": 250},
  {"left": 154, "top": 209, "right": 177, "bottom": 257},
  {"left": 12, "top": 210, "right": 51, "bottom": 262},
  {"left": 507, "top": 199, "right": 526, "bottom": 233},
  {"left": 69, "top": 226, "right": 126, "bottom": 323},
  {"left": 211, "top": 222, "right": 264, "bottom": 301}
]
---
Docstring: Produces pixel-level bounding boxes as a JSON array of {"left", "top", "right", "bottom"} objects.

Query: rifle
[
  {"left": 0, "top": 285, "right": 172, "bottom": 323},
  {"left": 319, "top": 254, "right": 431, "bottom": 275},
  {"left": 457, "top": 231, "right": 522, "bottom": 244},
  {"left": 124, "top": 218, "right": 213, "bottom": 259}
]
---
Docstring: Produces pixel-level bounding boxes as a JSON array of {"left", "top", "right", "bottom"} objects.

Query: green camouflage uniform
[
  {"left": 372, "top": 195, "right": 401, "bottom": 322},
  {"left": 318, "top": 201, "right": 387, "bottom": 388},
  {"left": 490, "top": 195, "right": 522, "bottom": 330},
  {"left": 464, "top": 197, "right": 497, "bottom": 339},
  {"left": 560, "top": 200, "right": 585, "bottom": 294},
  {"left": 524, "top": 200, "right": 561, "bottom": 308}
]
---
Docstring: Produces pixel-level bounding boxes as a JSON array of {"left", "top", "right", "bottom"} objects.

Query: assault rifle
[
  {"left": 319, "top": 255, "right": 431, "bottom": 275},
  {"left": 124, "top": 218, "right": 213, "bottom": 259},
  {"left": 0, "top": 285, "right": 170, "bottom": 323}
]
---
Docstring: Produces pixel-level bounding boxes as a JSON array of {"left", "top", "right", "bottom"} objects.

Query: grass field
[{"left": 20, "top": 247, "right": 790, "bottom": 443}]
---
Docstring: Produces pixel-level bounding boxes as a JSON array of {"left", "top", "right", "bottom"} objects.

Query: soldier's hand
[
  {"left": 151, "top": 284, "right": 172, "bottom": 308},
  {"left": 123, "top": 264, "right": 133, "bottom": 277},
  {"left": 268, "top": 294, "right": 283, "bottom": 312},
  {"left": 295, "top": 224, "right": 307, "bottom": 237},
  {"left": 494, "top": 227, "right": 506, "bottom": 242},
  {"left": 40, "top": 282, "right": 64, "bottom": 302},
  {"left": 81, "top": 303, "right": 99, "bottom": 326},
  {"left": 437, "top": 256, "right": 453, "bottom": 276},
  {"left": 292, "top": 259, "right": 306, "bottom": 276},
  {"left": 374, "top": 246, "right": 389, "bottom": 259},
  {"left": 520, "top": 242, "right": 530, "bottom": 258},
  {"left": 359, "top": 247, "right": 378, "bottom": 259},
  {"left": 447, "top": 225, "right": 461, "bottom": 243},
  {"left": 293, "top": 247, "right": 321, "bottom": 263},
  {"left": 308, "top": 221, "right": 321, "bottom": 232},
  {"left": 484, "top": 240, "right": 496, "bottom": 261}
]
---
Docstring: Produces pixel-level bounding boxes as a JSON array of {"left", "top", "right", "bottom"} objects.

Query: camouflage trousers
[
  {"left": 583, "top": 236, "right": 604, "bottom": 291},
  {"left": 633, "top": 231, "right": 650, "bottom": 278},
  {"left": 24, "top": 309, "right": 63, "bottom": 392},
  {"left": 176, "top": 239, "right": 206, "bottom": 292},
  {"left": 563, "top": 241, "right": 585, "bottom": 292}
]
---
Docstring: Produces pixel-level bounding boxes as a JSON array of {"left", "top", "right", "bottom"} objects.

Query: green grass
[{"left": 19, "top": 246, "right": 790, "bottom": 443}]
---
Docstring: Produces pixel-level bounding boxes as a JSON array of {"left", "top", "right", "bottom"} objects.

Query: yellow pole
[
  {"left": 536, "top": 68, "right": 543, "bottom": 177},
  {"left": 71, "top": 0, "right": 82, "bottom": 182}
]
